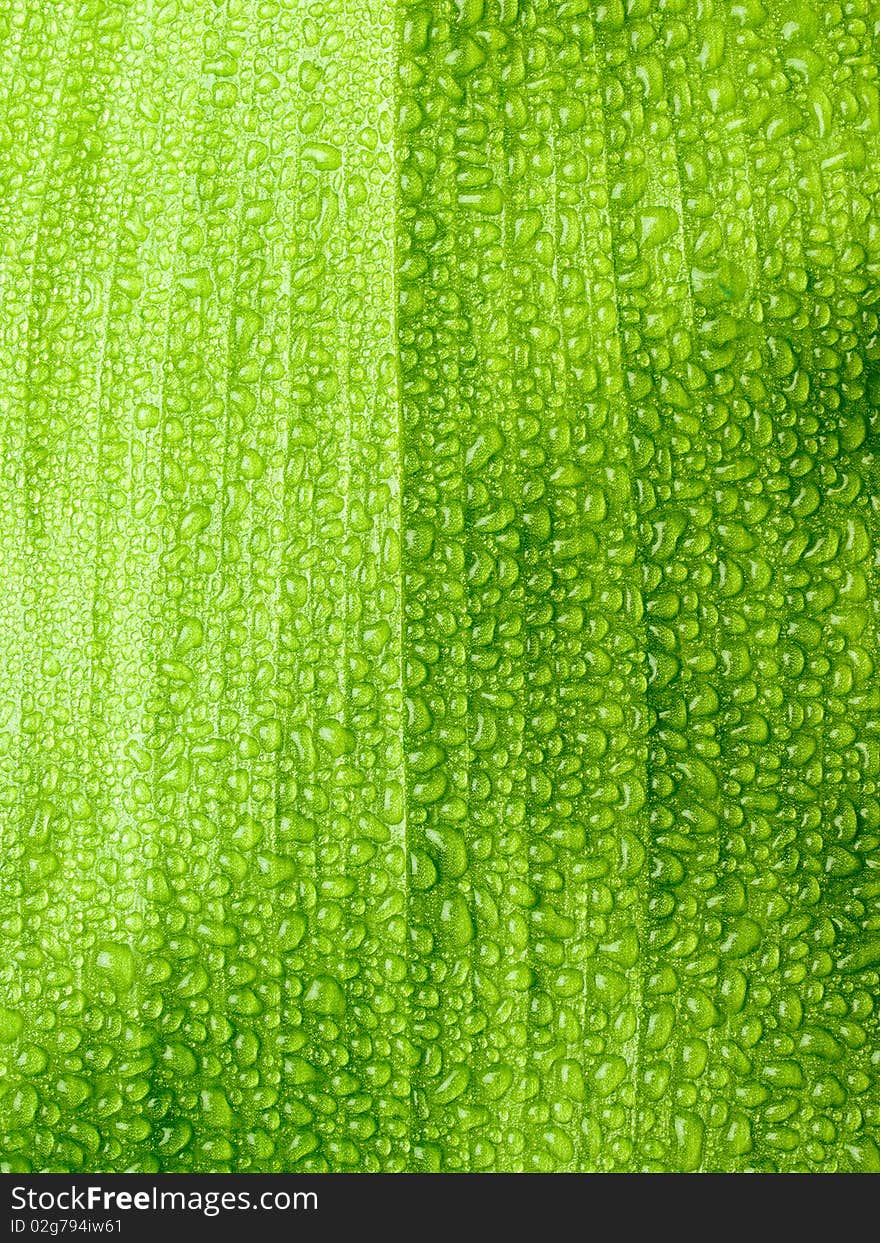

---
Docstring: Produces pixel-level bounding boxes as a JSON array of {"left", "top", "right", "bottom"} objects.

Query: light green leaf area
[{"left": 1, "top": 0, "right": 879, "bottom": 1172}]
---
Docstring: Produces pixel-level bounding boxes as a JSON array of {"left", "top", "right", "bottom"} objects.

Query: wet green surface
[{"left": 1, "top": 0, "right": 879, "bottom": 1171}]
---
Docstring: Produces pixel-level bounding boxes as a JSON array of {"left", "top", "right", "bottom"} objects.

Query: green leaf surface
[{"left": 1, "top": 0, "right": 879, "bottom": 1172}]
